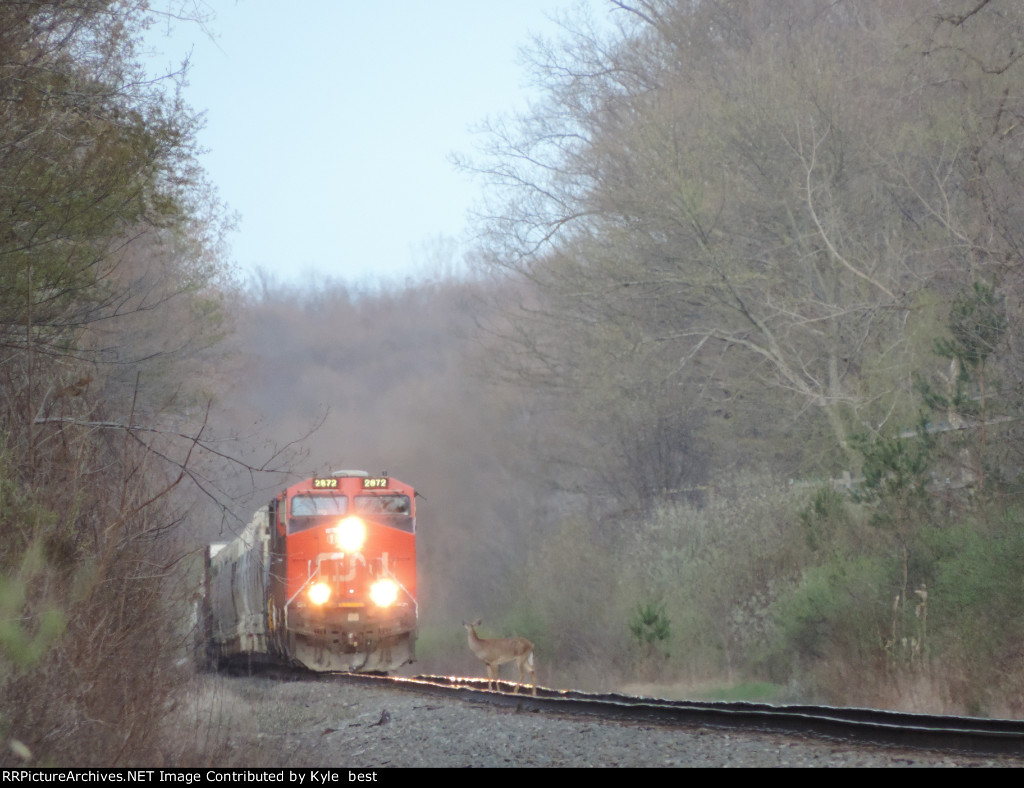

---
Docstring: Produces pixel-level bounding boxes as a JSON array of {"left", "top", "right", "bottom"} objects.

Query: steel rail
[{"left": 323, "top": 671, "right": 1024, "bottom": 758}]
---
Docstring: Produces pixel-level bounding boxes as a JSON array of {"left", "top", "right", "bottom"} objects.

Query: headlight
[
  {"left": 369, "top": 578, "right": 399, "bottom": 607},
  {"left": 308, "top": 582, "right": 331, "bottom": 605},
  {"left": 334, "top": 516, "right": 366, "bottom": 551}
]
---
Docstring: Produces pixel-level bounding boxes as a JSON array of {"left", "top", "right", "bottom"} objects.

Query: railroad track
[{"left": 321, "top": 671, "right": 1024, "bottom": 758}]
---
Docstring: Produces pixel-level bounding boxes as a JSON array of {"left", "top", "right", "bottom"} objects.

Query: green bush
[
  {"left": 765, "top": 554, "right": 895, "bottom": 678},
  {"left": 927, "top": 511, "right": 1024, "bottom": 666}
]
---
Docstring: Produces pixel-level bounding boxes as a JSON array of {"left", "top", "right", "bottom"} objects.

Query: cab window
[
  {"left": 354, "top": 494, "right": 413, "bottom": 532},
  {"left": 354, "top": 495, "right": 410, "bottom": 515},
  {"left": 289, "top": 494, "right": 347, "bottom": 533}
]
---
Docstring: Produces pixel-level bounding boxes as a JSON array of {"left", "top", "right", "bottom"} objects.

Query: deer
[{"left": 463, "top": 619, "right": 537, "bottom": 696}]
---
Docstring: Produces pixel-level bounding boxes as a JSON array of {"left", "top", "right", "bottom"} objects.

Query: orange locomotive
[{"left": 202, "top": 470, "right": 417, "bottom": 672}]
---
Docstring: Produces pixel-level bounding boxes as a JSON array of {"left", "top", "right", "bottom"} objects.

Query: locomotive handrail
[
  {"left": 282, "top": 564, "right": 321, "bottom": 635},
  {"left": 284, "top": 559, "right": 322, "bottom": 609}
]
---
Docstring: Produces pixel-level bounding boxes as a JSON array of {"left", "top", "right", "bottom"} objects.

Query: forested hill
[{"left": 4, "top": 1, "right": 1024, "bottom": 766}]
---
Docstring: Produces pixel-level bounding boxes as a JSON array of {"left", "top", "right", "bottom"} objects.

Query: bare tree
[{"left": 466, "top": 0, "right": 951, "bottom": 479}]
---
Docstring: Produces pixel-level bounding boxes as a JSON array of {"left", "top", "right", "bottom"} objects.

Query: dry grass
[{"left": 163, "top": 674, "right": 372, "bottom": 767}]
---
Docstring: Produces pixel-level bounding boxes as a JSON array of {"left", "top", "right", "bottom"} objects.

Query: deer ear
[{"left": 474, "top": 619, "right": 482, "bottom": 626}]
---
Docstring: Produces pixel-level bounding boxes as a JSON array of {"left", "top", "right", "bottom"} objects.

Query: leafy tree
[
  {"left": 630, "top": 600, "right": 671, "bottom": 655},
  {"left": 928, "top": 282, "right": 1008, "bottom": 490},
  {"left": 0, "top": 1, "right": 238, "bottom": 765}
]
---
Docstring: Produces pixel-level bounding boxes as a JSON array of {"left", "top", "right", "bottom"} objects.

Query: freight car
[{"left": 200, "top": 470, "right": 417, "bottom": 672}]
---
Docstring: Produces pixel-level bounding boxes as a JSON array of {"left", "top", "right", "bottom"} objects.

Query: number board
[
  {"left": 312, "top": 478, "right": 338, "bottom": 489},
  {"left": 361, "top": 477, "right": 389, "bottom": 489}
]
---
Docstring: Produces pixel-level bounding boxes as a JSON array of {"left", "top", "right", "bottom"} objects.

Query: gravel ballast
[{"left": 179, "top": 675, "right": 1020, "bottom": 767}]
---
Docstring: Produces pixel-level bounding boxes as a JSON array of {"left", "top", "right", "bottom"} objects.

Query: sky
[{"left": 143, "top": 1, "right": 607, "bottom": 287}]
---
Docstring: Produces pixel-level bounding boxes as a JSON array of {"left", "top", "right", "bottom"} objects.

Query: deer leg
[{"left": 514, "top": 658, "right": 526, "bottom": 694}]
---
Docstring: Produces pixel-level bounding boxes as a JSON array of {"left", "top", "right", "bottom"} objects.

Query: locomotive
[{"left": 200, "top": 470, "right": 417, "bottom": 672}]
